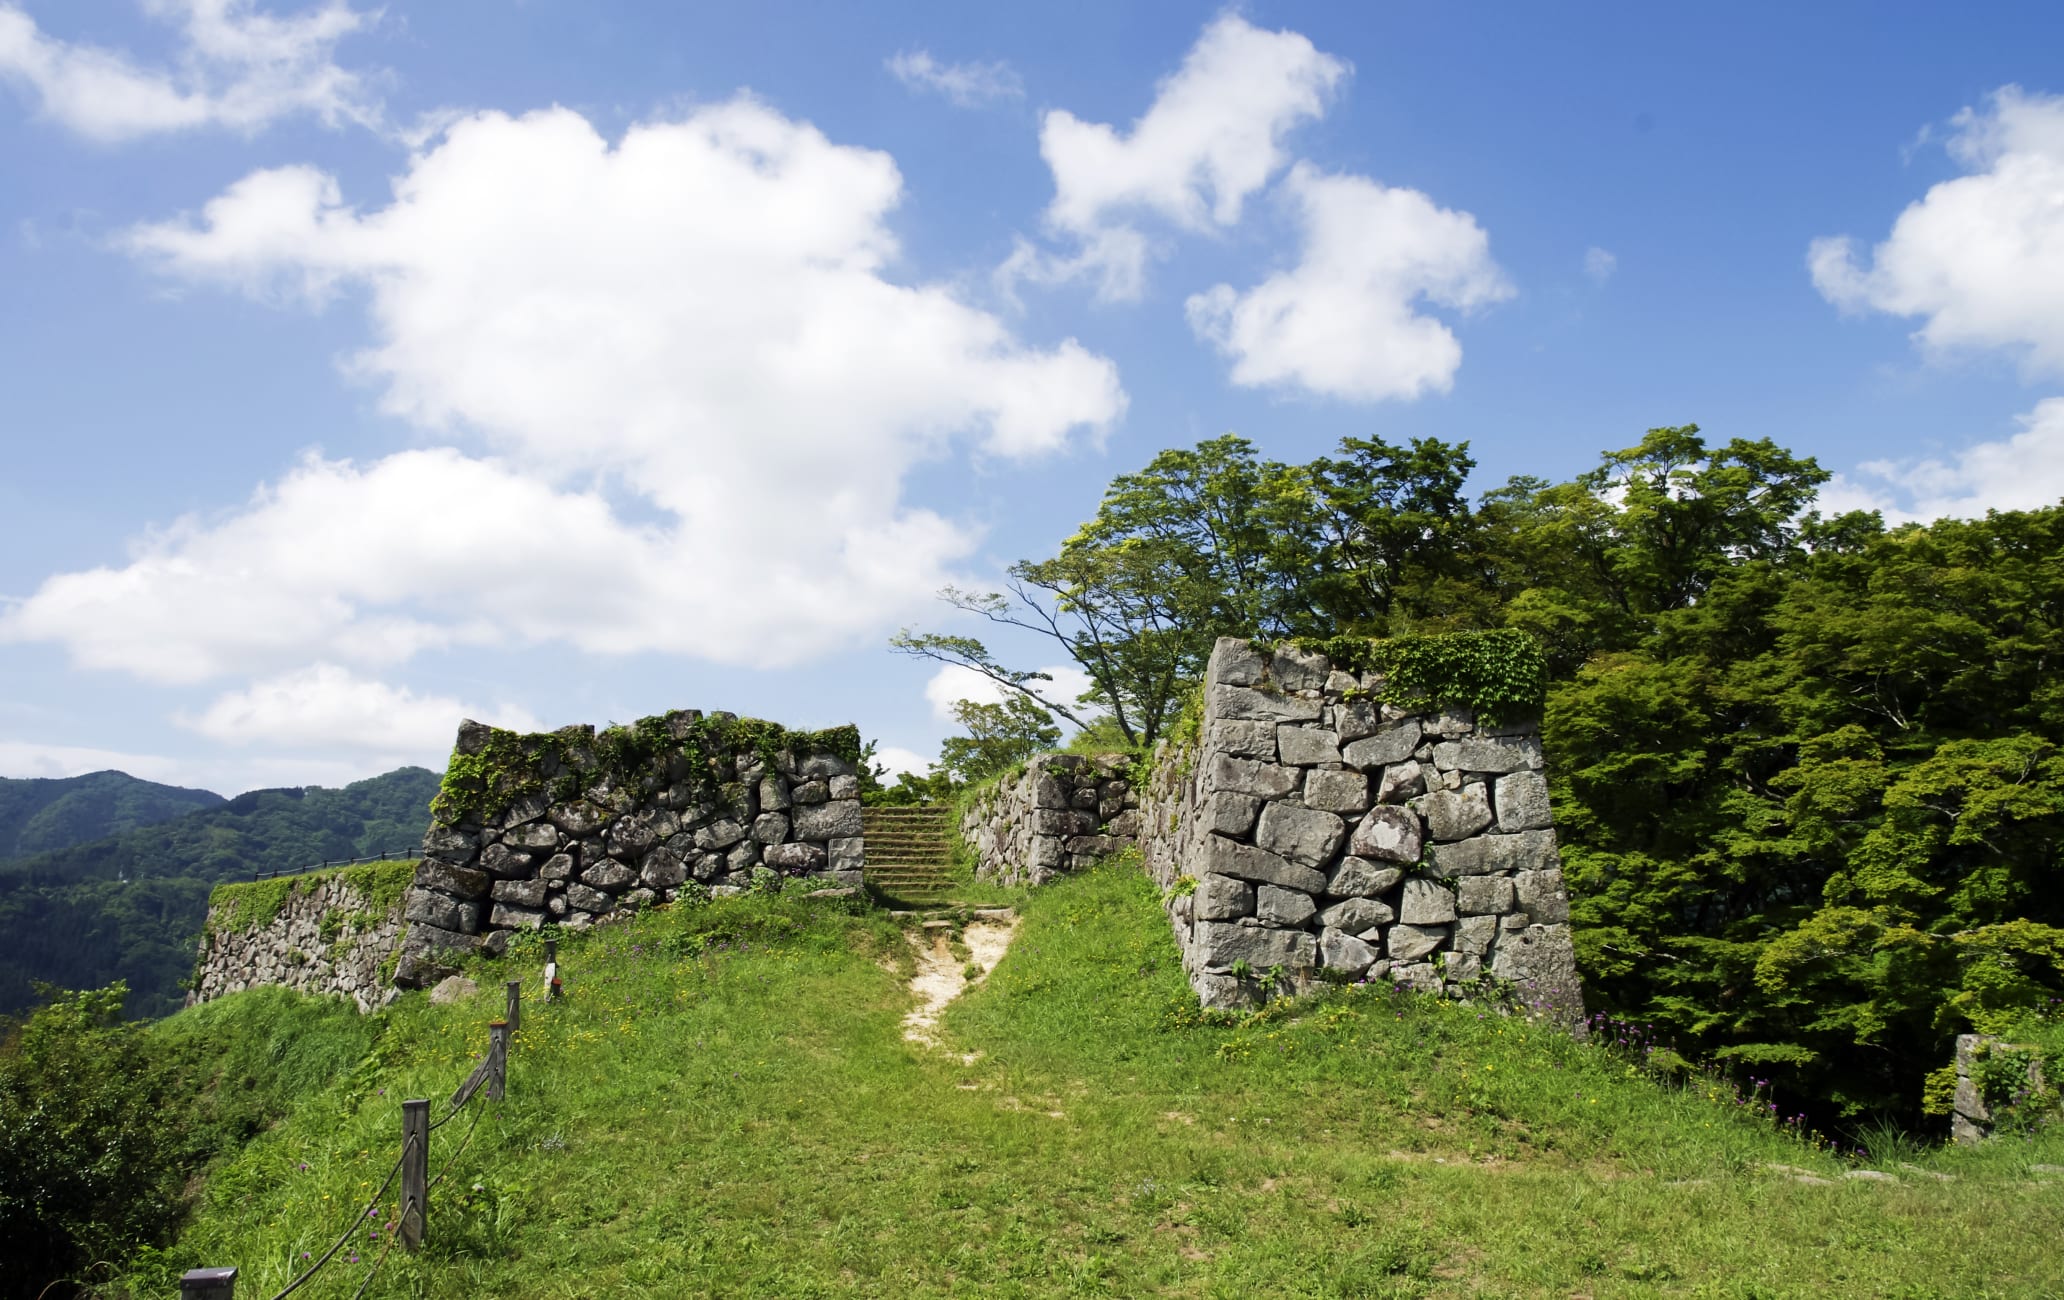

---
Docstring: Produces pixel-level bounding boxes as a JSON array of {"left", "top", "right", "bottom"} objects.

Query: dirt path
[{"left": 903, "top": 915, "right": 1019, "bottom": 1049}]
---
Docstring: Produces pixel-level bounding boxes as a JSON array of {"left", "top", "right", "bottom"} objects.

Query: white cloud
[
  {"left": 1809, "top": 86, "right": 2064, "bottom": 375},
  {"left": 1584, "top": 246, "right": 1616, "bottom": 282},
  {"left": 870, "top": 745, "right": 931, "bottom": 780},
  {"left": 0, "top": 0, "right": 379, "bottom": 142},
  {"left": 4, "top": 102, "right": 1123, "bottom": 682},
  {"left": 1818, "top": 397, "right": 2064, "bottom": 523},
  {"left": 1011, "top": 13, "right": 1347, "bottom": 300},
  {"left": 179, "top": 662, "right": 541, "bottom": 754},
  {"left": 0, "top": 737, "right": 400, "bottom": 794},
  {"left": 1185, "top": 163, "right": 1512, "bottom": 401},
  {"left": 885, "top": 49, "right": 1021, "bottom": 108},
  {"left": 923, "top": 661, "right": 1098, "bottom": 723}
]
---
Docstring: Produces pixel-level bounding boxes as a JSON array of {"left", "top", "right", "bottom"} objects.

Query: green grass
[
  {"left": 120, "top": 866, "right": 2064, "bottom": 1298},
  {"left": 206, "top": 859, "right": 416, "bottom": 934}
]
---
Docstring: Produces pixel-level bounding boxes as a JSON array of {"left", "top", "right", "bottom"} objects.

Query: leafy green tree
[{"left": 936, "top": 696, "right": 1064, "bottom": 785}]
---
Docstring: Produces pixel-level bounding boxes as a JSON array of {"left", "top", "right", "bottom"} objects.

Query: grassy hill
[
  {"left": 0, "top": 767, "right": 439, "bottom": 1018},
  {"left": 0, "top": 771, "right": 224, "bottom": 861},
  {"left": 108, "top": 862, "right": 2062, "bottom": 1298}
]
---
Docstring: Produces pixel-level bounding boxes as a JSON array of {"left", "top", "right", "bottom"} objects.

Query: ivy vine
[{"left": 1285, "top": 628, "right": 1547, "bottom": 724}]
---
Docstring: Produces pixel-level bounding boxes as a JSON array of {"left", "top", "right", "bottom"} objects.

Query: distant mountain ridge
[
  {"left": 0, "top": 770, "right": 225, "bottom": 861},
  {"left": 0, "top": 766, "right": 440, "bottom": 1019}
]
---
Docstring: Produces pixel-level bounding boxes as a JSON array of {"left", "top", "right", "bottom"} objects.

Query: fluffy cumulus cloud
[
  {"left": 1186, "top": 164, "right": 1512, "bottom": 401},
  {"left": 2, "top": 102, "right": 1123, "bottom": 687},
  {"left": 1810, "top": 86, "right": 2064, "bottom": 375},
  {"left": 1819, "top": 397, "right": 2064, "bottom": 523},
  {"left": 922, "top": 662, "right": 1098, "bottom": 724},
  {"left": 885, "top": 49, "right": 1021, "bottom": 108},
  {"left": 0, "top": 0, "right": 379, "bottom": 141},
  {"left": 179, "top": 663, "right": 541, "bottom": 753},
  {"left": 1007, "top": 13, "right": 1347, "bottom": 300}
]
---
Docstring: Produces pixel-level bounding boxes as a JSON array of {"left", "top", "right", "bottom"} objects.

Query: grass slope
[{"left": 124, "top": 864, "right": 2063, "bottom": 1298}]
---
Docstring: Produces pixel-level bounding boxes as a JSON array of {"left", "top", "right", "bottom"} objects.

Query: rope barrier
[
  {"left": 265, "top": 1147, "right": 405, "bottom": 1300},
  {"left": 345, "top": 1221, "right": 399, "bottom": 1300},
  {"left": 426, "top": 1100, "right": 485, "bottom": 1194}
]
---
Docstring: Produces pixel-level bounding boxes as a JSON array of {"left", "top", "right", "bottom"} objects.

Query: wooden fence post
[
  {"left": 545, "top": 936, "right": 561, "bottom": 1001},
  {"left": 180, "top": 1267, "right": 237, "bottom": 1297},
  {"left": 488, "top": 1021, "right": 510, "bottom": 1102},
  {"left": 399, "top": 1099, "right": 430, "bottom": 1251},
  {"left": 506, "top": 979, "right": 521, "bottom": 1032}
]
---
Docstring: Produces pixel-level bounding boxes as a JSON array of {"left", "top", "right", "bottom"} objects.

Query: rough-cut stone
[
  {"left": 491, "top": 878, "right": 547, "bottom": 907},
  {"left": 1256, "top": 884, "right": 1318, "bottom": 927},
  {"left": 416, "top": 860, "right": 490, "bottom": 900},
  {"left": 1206, "top": 753, "right": 1301, "bottom": 799},
  {"left": 1195, "top": 920, "right": 1317, "bottom": 971},
  {"left": 1514, "top": 868, "right": 1570, "bottom": 923},
  {"left": 1456, "top": 876, "right": 1515, "bottom": 915},
  {"left": 791, "top": 779, "right": 828, "bottom": 805},
  {"left": 1494, "top": 770, "right": 1554, "bottom": 832},
  {"left": 751, "top": 812, "right": 790, "bottom": 844},
  {"left": 795, "top": 752, "right": 857, "bottom": 780},
  {"left": 1488, "top": 923, "right": 1580, "bottom": 1006},
  {"left": 1275, "top": 725, "right": 1342, "bottom": 766},
  {"left": 828, "top": 774, "right": 860, "bottom": 800},
  {"left": 477, "top": 842, "right": 535, "bottom": 879},
  {"left": 792, "top": 799, "right": 863, "bottom": 841},
  {"left": 828, "top": 836, "right": 864, "bottom": 873},
  {"left": 726, "top": 841, "right": 761, "bottom": 872},
  {"left": 1199, "top": 834, "right": 1327, "bottom": 894},
  {"left": 1428, "top": 829, "right": 1559, "bottom": 877},
  {"left": 1209, "top": 684, "right": 1323, "bottom": 723},
  {"left": 1255, "top": 801, "right": 1347, "bottom": 869},
  {"left": 1391, "top": 961, "right": 1442, "bottom": 992},
  {"left": 1319, "top": 927, "right": 1380, "bottom": 976},
  {"left": 758, "top": 775, "right": 791, "bottom": 812},
  {"left": 607, "top": 820, "right": 658, "bottom": 859},
  {"left": 489, "top": 902, "right": 546, "bottom": 930},
  {"left": 1205, "top": 719, "right": 1278, "bottom": 761},
  {"left": 1206, "top": 635, "right": 1268, "bottom": 688},
  {"left": 1348, "top": 806, "right": 1422, "bottom": 864},
  {"left": 581, "top": 861, "right": 636, "bottom": 890},
  {"left": 1432, "top": 736, "right": 1544, "bottom": 774},
  {"left": 1333, "top": 697, "right": 1382, "bottom": 744},
  {"left": 1400, "top": 877, "right": 1459, "bottom": 925},
  {"left": 1317, "top": 896, "right": 1394, "bottom": 931},
  {"left": 1201, "top": 790, "right": 1263, "bottom": 836},
  {"left": 539, "top": 852, "right": 576, "bottom": 882},
  {"left": 423, "top": 826, "right": 479, "bottom": 864},
  {"left": 1342, "top": 720, "right": 1421, "bottom": 770},
  {"left": 1387, "top": 922, "right": 1448, "bottom": 962},
  {"left": 1106, "top": 810, "right": 1141, "bottom": 838},
  {"left": 640, "top": 850, "right": 687, "bottom": 889},
  {"left": 1453, "top": 914, "right": 1500, "bottom": 955},
  {"left": 1270, "top": 643, "right": 1331, "bottom": 691},
  {"left": 1326, "top": 857, "right": 1404, "bottom": 899},
  {"left": 406, "top": 890, "right": 471, "bottom": 931},
  {"left": 764, "top": 841, "right": 827, "bottom": 871},
  {"left": 550, "top": 801, "right": 606, "bottom": 835},
  {"left": 695, "top": 819, "right": 748, "bottom": 851},
  {"left": 429, "top": 975, "right": 479, "bottom": 1005},
  {"left": 1418, "top": 784, "right": 1494, "bottom": 842},
  {"left": 1375, "top": 760, "right": 1426, "bottom": 805},
  {"left": 564, "top": 882, "right": 613, "bottom": 913},
  {"left": 1302, "top": 768, "right": 1369, "bottom": 814},
  {"left": 1441, "top": 951, "right": 1483, "bottom": 984},
  {"left": 1196, "top": 873, "right": 1256, "bottom": 920}
]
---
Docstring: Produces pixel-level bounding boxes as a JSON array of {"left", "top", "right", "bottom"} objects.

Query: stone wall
[
  {"left": 1951, "top": 1032, "right": 2057, "bottom": 1143},
  {"left": 1139, "top": 636, "right": 1585, "bottom": 1017},
  {"left": 959, "top": 753, "right": 1141, "bottom": 886},
  {"left": 188, "top": 871, "right": 406, "bottom": 1014},
  {"left": 397, "top": 710, "right": 864, "bottom": 987}
]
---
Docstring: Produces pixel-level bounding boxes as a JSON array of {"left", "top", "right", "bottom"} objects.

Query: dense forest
[
  {"left": 0, "top": 768, "right": 440, "bottom": 1018},
  {"left": 898, "top": 425, "right": 2064, "bottom": 1125},
  {"left": 0, "top": 771, "right": 224, "bottom": 861}
]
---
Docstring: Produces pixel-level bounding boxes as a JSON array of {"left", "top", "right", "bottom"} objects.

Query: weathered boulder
[
  {"left": 1399, "top": 878, "right": 1459, "bottom": 925},
  {"left": 1256, "top": 884, "right": 1318, "bottom": 927},
  {"left": 1302, "top": 768, "right": 1369, "bottom": 814},
  {"left": 1275, "top": 725, "right": 1342, "bottom": 766},
  {"left": 1326, "top": 856, "right": 1403, "bottom": 899},
  {"left": 429, "top": 975, "right": 478, "bottom": 1005},
  {"left": 1348, "top": 806, "right": 1422, "bottom": 864},
  {"left": 1199, "top": 834, "right": 1327, "bottom": 894},
  {"left": 764, "top": 841, "right": 827, "bottom": 871},
  {"left": 1194, "top": 920, "right": 1317, "bottom": 972},
  {"left": 792, "top": 799, "right": 863, "bottom": 840},
  {"left": 1428, "top": 829, "right": 1558, "bottom": 877},
  {"left": 1342, "top": 720, "right": 1421, "bottom": 770},
  {"left": 1254, "top": 802, "right": 1347, "bottom": 869},
  {"left": 1494, "top": 770, "right": 1554, "bottom": 832}
]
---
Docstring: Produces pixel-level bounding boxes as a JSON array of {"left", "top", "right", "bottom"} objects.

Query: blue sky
[{"left": 3, "top": 1, "right": 2063, "bottom": 795}]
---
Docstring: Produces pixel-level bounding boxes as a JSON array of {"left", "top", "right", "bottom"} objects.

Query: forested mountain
[
  {"left": 0, "top": 767, "right": 439, "bottom": 1019},
  {"left": 0, "top": 771, "right": 224, "bottom": 861}
]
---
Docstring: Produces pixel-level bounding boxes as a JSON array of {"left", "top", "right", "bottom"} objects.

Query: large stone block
[
  {"left": 550, "top": 801, "right": 606, "bottom": 835},
  {"left": 1488, "top": 923, "right": 1582, "bottom": 1014},
  {"left": 1199, "top": 834, "right": 1327, "bottom": 894},
  {"left": 1333, "top": 697, "right": 1382, "bottom": 744},
  {"left": 1270, "top": 643, "right": 1331, "bottom": 691},
  {"left": 1429, "top": 829, "right": 1559, "bottom": 877},
  {"left": 1347, "top": 806, "right": 1422, "bottom": 864},
  {"left": 1255, "top": 801, "right": 1347, "bottom": 869},
  {"left": 581, "top": 861, "right": 637, "bottom": 891},
  {"left": 1456, "top": 876, "right": 1515, "bottom": 916},
  {"left": 1387, "top": 922, "right": 1448, "bottom": 962},
  {"left": 1303, "top": 768, "right": 1369, "bottom": 815},
  {"left": 795, "top": 752, "right": 857, "bottom": 779},
  {"left": 695, "top": 818, "right": 749, "bottom": 851},
  {"left": 1206, "top": 719, "right": 1279, "bottom": 761},
  {"left": 1375, "top": 760, "right": 1426, "bottom": 805},
  {"left": 1418, "top": 784, "right": 1494, "bottom": 842},
  {"left": 1432, "top": 736, "right": 1544, "bottom": 774},
  {"left": 489, "top": 902, "right": 546, "bottom": 930},
  {"left": 1206, "top": 753, "right": 1300, "bottom": 799},
  {"left": 1399, "top": 877, "right": 1458, "bottom": 925},
  {"left": 1209, "top": 684, "right": 1323, "bottom": 724},
  {"left": 1195, "top": 920, "right": 1318, "bottom": 972},
  {"left": 1205, "top": 636, "right": 1268, "bottom": 689},
  {"left": 1453, "top": 914, "right": 1500, "bottom": 955},
  {"left": 1317, "top": 896, "right": 1394, "bottom": 931},
  {"left": 793, "top": 799, "right": 864, "bottom": 841},
  {"left": 751, "top": 812, "right": 791, "bottom": 844},
  {"left": 503, "top": 822, "right": 561, "bottom": 853},
  {"left": 422, "top": 826, "right": 479, "bottom": 864},
  {"left": 1195, "top": 873, "right": 1256, "bottom": 920},
  {"left": 477, "top": 842, "right": 535, "bottom": 879},
  {"left": 640, "top": 850, "right": 687, "bottom": 889},
  {"left": 1256, "top": 884, "right": 1318, "bottom": 927},
  {"left": 564, "top": 882, "right": 614, "bottom": 914},
  {"left": 1201, "top": 790, "right": 1263, "bottom": 836},
  {"left": 1514, "top": 868, "right": 1570, "bottom": 923},
  {"left": 828, "top": 835, "right": 865, "bottom": 873},
  {"left": 415, "top": 860, "right": 489, "bottom": 900},
  {"left": 791, "top": 780, "right": 828, "bottom": 805},
  {"left": 406, "top": 889, "right": 473, "bottom": 931},
  {"left": 765, "top": 841, "right": 827, "bottom": 871},
  {"left": 490, "top": 878, "right": 548, "bottom": 907},
  {"left": 1494, "top": 770, "right": 1554, "bottom": 832},
  {"left": 1275, "top": 725, "right": 1342, "bottom": 766},
  {"left": 758, "top": 775, "right": 792, "bottom": 812},
  {"left": 1326, "top": 856, "right": 1404, "bottom": 899},
  {"left": 539, "top": 852, "right": 576, "bottom": 881},
  {"left": 1320, "top": 927, "right": 1380, "bottom": 976},
  {"left": 1342, "top": 720, "right": 1421, "bottom": 770}
]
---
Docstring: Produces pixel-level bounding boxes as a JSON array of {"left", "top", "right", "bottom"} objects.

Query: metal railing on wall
[
  {"left": 179, "top": 969, "right": 544, "bottom": 1299},
  {"left": 248, "top": 851, "right": 417, "bottom": 883}
]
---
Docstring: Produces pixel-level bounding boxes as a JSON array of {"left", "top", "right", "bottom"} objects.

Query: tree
[{"left": 935, "top": 696, "right": 1063, "bottom": 784}]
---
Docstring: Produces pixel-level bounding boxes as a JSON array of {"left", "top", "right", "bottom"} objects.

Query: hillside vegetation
[
  {"left": 0, "top": 771, "right": 225, "bottom": 861},
  {"left": 97, "top": 863, "right": 2063, "bottom": 1299},
  {"left": 0, "top": 767, "right": 439, "bottom": 1017}
]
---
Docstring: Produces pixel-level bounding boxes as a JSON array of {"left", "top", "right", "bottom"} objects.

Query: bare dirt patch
[{"left": 902, "top": 914, "right": 1019, "bottom": 1048}]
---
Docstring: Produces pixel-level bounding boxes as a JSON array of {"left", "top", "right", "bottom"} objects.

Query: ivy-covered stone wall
[
  {"left": 188, "top": 863, "right": 411, "bottom": 1013},
  {"left": 396, "top": 710, "right": 866, "bottom": 987},
  {"left": 1138, "top": 636, "right": 1585, "bottom": 1019}
]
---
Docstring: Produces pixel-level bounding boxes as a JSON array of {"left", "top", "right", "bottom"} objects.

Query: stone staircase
[{"left": 862, "top": 805, "right": 960, "bottom": 903}]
